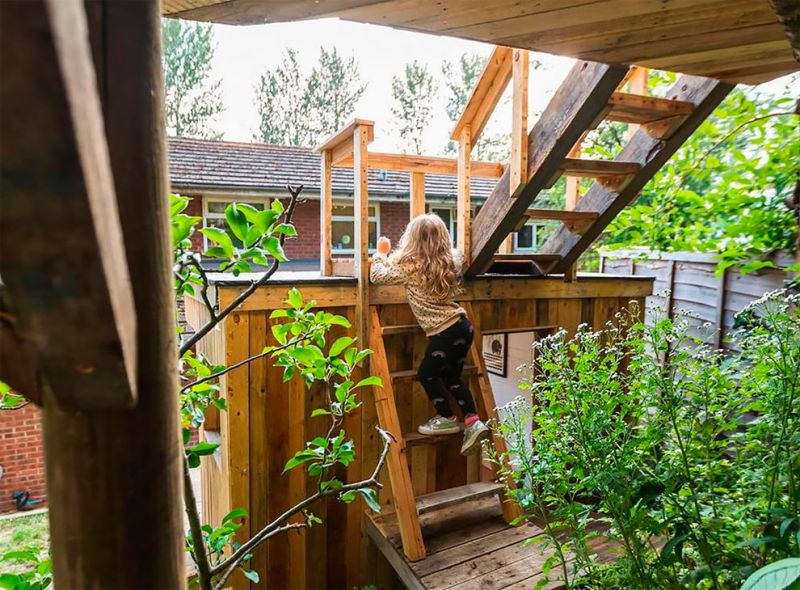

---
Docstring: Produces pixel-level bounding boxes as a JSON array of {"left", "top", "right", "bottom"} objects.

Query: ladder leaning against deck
[{"left": 368, "top": 303, "right": 522, "bottom": 561}]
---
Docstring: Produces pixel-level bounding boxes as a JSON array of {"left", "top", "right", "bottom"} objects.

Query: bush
[{"left": 499, "top": 290, "right": 800, "bottom": 589}]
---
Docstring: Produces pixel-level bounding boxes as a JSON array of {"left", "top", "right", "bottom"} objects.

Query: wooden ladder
[
  {"left": 466, "top": 61, "right": 733, "bottom": 276},
  {"left": 368, "top": 303, "right": 522, "bottom": 561}
]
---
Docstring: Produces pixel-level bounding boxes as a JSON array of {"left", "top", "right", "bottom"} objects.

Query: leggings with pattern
[{"left": 416, "top": 315, "right": 478, "bottom": 417}]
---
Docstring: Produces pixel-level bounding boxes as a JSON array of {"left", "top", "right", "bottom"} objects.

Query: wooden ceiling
[{"left": 162, "top": 0, "right": 798, "bottom": 84}]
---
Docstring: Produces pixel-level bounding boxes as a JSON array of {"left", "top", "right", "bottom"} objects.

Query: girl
[{"left": 369, "top": 214, "right": 490, "bottom": 455}]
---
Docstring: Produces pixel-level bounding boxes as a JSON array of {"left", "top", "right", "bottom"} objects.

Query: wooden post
[
  {"left": 564, "top": 132, "right": 586, "bottom": 282},
  {"left": 354, "top": 124, "right": 370, "bottom": 347},
  {"left": 510, "top": 49, "right": 529, "bottom": 198},
  {"left": 320, "top": 149, "right": 333, "bottom": 276},
  {"left": 625, "top": 67, "right": 649, "bottom": 140},
  {"left": 410, "top": 171, "right": 426, "bottom": 219},
  {"left": 39, "top": 0, "right": 185, "bottom": 587},
  {"left": 457, "top": 125, "right": 472, "bottom": 259}
]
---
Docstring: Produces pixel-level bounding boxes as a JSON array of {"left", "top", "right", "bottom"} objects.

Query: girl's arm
[{"left": 369, "top": 254, "right": 406, "bottom": 285}]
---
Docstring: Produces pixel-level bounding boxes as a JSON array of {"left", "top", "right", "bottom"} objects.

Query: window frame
[
  {"left": 428, "top": 205, "right": 458, "bottom": 246},
  {"left": 514, "top": 220, "right": 544, "bottom": 252},
  {"left": 330, "top": 199, "right": 381, "bottom": 255}
]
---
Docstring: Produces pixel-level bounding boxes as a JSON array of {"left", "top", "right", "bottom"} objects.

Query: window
[
  {"left": 331, "top": 202, "right": 379, "bottom": 253},
  {"left": 430, "top": 206, "right": 458, "bottom": 246},
  {"left": 203, "top": 198, "right": 267, "bottom": 249},
  {"left": 514, "top": 221, "right": 541, "bottom": 252}
]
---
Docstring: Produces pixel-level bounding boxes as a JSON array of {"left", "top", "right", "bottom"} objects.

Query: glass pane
[
  {"left": 432, "top": 208, "right": 451, "bottom": 226},
  {"left": 369, "top": 221, "right": 377, "bottom": 249},
  {"left": 517, "top": 224, "right": 534, "bottom": 249},
  {"left": 332, "top": 204, "right": 377, "bottom": 218},
  {"left": 452, "top": 221, "right": 458, "bottom": 247},
  {"left": 331, "top": 220, "right": 354, "bottom": 251}
]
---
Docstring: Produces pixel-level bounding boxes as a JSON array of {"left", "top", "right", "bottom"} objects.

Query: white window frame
[
  {"left": 428, "top": 205, "right": 457, "bottom": 245},
  {"left": 331, "top": 199, "right": 380, "bottom": 255},
  {"left": 514, "top": 220, "right": 543, "bottom": 252}
]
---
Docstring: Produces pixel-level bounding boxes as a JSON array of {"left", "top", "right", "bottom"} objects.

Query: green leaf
[
  {"left": 271, "top": 199, "right": 285, "bottom": 214},
  {"left": 327, "top": 315, "right": 351, "bottom": 328},
  {"left": 272, "top": 223, "right": 297, "bottom": 236},
  {"left": 199, "top": 227, "right": 234, "bottom": 258},
  {"left": 357, "top": 488, "right": 381, "bottom": 513},
  {"left": 241, "top": 569, "right": 260, "bottom": 584},
  {"left": 329, "top": 336, "right": 356, "bottom": 358},
  {"left": 189, "top": 441, "right": 219, "bottom": 456},
  {"left": 311, "top": 408, "right": 331, "bottom": 417},
  {"left": 225, "top": 203, "right": 249, "bottom": 242},
  {"left": 283, "top": 449, "right": 318, "bottom": 473},
  {"left": 355, "top": 376, "right": 382, "bottom": 389},
  {"left": 222, "top": 508, "right": 248, "bottom": 524},
  {"left": 262, "top": 236, "right": 287, "bottom": 262},
  {"left": 741, "top": 558, "right": 800, "bottom": 590},
  {"left": 287, "top": 288, "right": 303, "bottom": 309}
]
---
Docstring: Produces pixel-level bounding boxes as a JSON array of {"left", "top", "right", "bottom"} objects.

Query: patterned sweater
[{"left": 369, "top": 249, "right": 466, "bottom": 336}]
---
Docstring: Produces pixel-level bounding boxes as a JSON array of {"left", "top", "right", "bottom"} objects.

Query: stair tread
[
  {"left": 525, "top": 208, "right": 599, "bottom": 221},
  {"left": 606, "top": 92, "right": 694, "bottom": 124},
  {"left": 381, "top": 324, "right": 423, "bottom": 336},
  {"left": 404, "top": 431, "right": 457, "bottom": 447},
  {"left": 416, "top": 482, "right": 505, "bottom": 515},
  {"left": 493, "top": 253, "right": 560, "bottom": 262},
  {"left": 561, "top": 157, "right": 640, "bottom": 176},
  {"left": 391, "top": 365, "right": 481, "bottom": 380}
]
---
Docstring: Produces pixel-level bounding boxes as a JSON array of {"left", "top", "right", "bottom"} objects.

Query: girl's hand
[{"left": 377, "top": 236, "right": 391, "bottom": 255}]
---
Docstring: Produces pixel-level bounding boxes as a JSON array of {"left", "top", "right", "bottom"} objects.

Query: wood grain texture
[
  {"left": 410, "top": 171, "right": 426, "bottom": 218},
  {"left": 457, "top": 126, "right": 472, "bottom": 260},
  {"left": 320, "top": 149, "right": 333, "bottom": 276}
]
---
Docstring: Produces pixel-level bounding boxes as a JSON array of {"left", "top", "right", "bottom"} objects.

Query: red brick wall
[
  {"left": 0, "top": 404, "right": 46, "bottom": 513},
  {"left": 185, "top": 194, "right": 205, "bottom": 253}
]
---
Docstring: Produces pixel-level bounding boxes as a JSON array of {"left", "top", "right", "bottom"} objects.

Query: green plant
[
  {"left": 741, "top": 558, "right": 800, "bottom": 590},
  {"left": 499, "top": 289, "right": 800, "bottom": 589},
  {"left": 0, "top": 548, "right": 52, "bottom": 590}
]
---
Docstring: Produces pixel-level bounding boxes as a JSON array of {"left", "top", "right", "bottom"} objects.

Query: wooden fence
[{"left": 600, "top": 249, "right": 796, "bottom": 351}]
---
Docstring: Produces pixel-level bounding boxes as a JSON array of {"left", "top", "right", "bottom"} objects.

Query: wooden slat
[
  {"left": 450, "top": 46, "right": 513, "bottom": 142},
  {"left": 416, "top": 482, "right": 504, "bottom": 515},
  {"left": 1, "top": 0, "right": 137, "bottom": 409},
  {"left": 456, "top": 126, "right": 472, "bottom": 260},
  {"left": 339, "top": 151, "right": 505, "bottom": 178},
  {"left": 606, "top": 91, "right": 695, "bottom": 124},
  {"left": 391, "top": 365, "right": 480, "bottom": 381},
  {"left": 320, "top": 149, "right": 333, "bottom": 276},
  {"left": 382, "top": 323, "right": 424, "bottom": 336},
  {"left": 353, "top": 123, "right": 371, "bottom": 346},
  {"left": 561, "top": 157, "right": 640, "bottom": 177},
  {"left": 492, "top": 253, "right": 560, "bottom": 263},
  {"left": 368, "top": 307, "right": 426, "bottom": 561},
  {"left": 509, "top": 48, "right": 529, "bottom": 198},
  {"left": 410, "top": 171, "right": 426, "bottom": 218},
  {"left": 525, "top": 208, "right": 599, "bottom": 234},
  {"left": 540, "top": 76, "right": 733, "bottom": 273},
  {"left": 315, "top": 117, "right": 374, "bottom": 152},
  {"left": 466, "top": 61, "right": 628, "bottom": 276}
]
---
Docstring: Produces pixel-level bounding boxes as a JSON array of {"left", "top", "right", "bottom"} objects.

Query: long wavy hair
[{"left": 393, "top": 214, "right": 460, "bottom": 299}]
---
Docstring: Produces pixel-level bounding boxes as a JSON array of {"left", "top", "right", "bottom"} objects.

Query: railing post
[
  {"left": 510, "top": 48, "right": 529, "bottom": 198},
  {"left": 320, "top": 148, "right": 333, "bottom": 276},
  {"left": 410, "top": 171, "right": 425, "bottom": 219},
  {"left": 457, "top": 125, "right": 472, "bottom": 259},
  {"left": 354, "top": 123, "right": 371, "bottom": 347}
]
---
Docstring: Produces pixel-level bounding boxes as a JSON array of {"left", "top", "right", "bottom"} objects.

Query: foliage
[
  {"left": 499, "top": 289, "right": 800, "bottom": 589},
  {"left": 0, "top": 381, "right": 25, "bottom": 410},
  {"left": 0, "top": 548, "right": 51, "bottom": 590},
  {"left": 391, "top": 60, "right": 437, "bottom": 154},
  {"left": 0, "top": 516, "right": 48, "bottom": 575},
  {"left": 253, "top": 47, "right": 365, "bottom": 147},
  {"left": 598, "top": 77, "right": 799, "bottom": 273},
  {"left": 741, "top": 558, "right": 800, "bottom": 590},
  {"left": 161, "top": 19, "right": 223, "bottom": 139}
]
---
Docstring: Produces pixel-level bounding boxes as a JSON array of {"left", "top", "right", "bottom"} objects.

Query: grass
[{"left": 0, "top": 512, "right": 50, "bottom": 574}]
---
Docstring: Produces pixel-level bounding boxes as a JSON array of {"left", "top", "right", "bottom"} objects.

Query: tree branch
[
  {"left": 179, "top": 185, "right": 303, "bottom": 356},
  {"left": 184, "top": 457, "right": 213, "bottom": 590},
  {"left": 210, "top": 428, "right": 392, "bottom": 589}
]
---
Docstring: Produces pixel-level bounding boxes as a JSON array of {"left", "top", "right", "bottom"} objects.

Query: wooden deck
[{"left": 366, "top": 492, "right": 615, "bottom": 590}]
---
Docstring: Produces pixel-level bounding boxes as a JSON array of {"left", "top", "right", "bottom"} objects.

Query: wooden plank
[
  {"left": 220, "top": 283, "right": 357, "bottom": 311},
  {"left": 541, "top": 76, "right": 733, "bottom": 273},
  {"left": 365, "top": 516, "right": 426, "bottom": 590},
  {"left": 457, "top": 126, "right": 472, "bottom": 259},
  {"left": 354, "top": 124, "right": 371, "bottom": 347},
  {"left": 339, "top": 151, "right": 505, "bottom": 178},
  {"left": 510, "top": 48, "right": 529, "bottom": 198},
  {"left": 606, "top": 92, "right": 694, "bottom": 124},
  {"left": 410, "top": 171, "right": 426, "bottom": 218},
  {"left": 416, "top": 482, "right": 504, "bottom": 515},
  {"left": 625, "top": 67, "right": 650, "bottom": 139},
  {"left": 248, "top": 312, "right": 269, "bottom": 586},
  {"left": 450, "top": 46, "right": 513, "bottom": 142},
  {"left": 368, "top": 307, "right": 426, "bottom": 561},
  {"left": 1, "top": 0, "right": 137, "bottom": 409},
  {"left": 320, "top": 149, "right": 333, "bottom": 276},
  {"left": 315, "top": 117, "right": 374, "bottom": 152},
  {"left": 565, "top": 132, "right": 587, "bottom": 211},
  {"left": 467, "top": 61, "right": 628, "bottom": 276},
  {"left": 560, "top": 157, "right": 640, "bottom": 177},
  {"left": 382, "top": 323, "right": 424, "bottom": 336}
]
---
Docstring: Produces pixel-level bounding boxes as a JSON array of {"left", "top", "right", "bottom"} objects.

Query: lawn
[{"left": 0, "top": 512, "right": 49, "bottom": 574}]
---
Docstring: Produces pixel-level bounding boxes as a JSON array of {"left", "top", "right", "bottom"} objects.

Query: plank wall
[{"left": 193, "top": 275, "right": 652, "bottom": 589}]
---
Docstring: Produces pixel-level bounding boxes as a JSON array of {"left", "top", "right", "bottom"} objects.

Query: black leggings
[{"left": 417, "top": 315, "right": 478, "bottom": 418}]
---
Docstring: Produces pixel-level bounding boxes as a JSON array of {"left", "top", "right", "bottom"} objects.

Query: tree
[
  {"left": 391, "top": 61, "right": 437, "bottom": 154},
  {"left": 254, "top": 47, "right": 366, "bottom": 147},
  {"left": 308, "top": 47, "right": 367, "bottom": 138},
  {"left": 162, "top": 19, "right": 223, "bottom": 139}
]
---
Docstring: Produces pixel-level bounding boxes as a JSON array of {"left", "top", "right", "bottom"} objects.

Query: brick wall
[{"left": 0, "top": 404, "right": 46, "bottom": 513}]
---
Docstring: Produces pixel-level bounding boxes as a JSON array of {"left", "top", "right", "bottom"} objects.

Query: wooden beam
[
  {"left": 315, "top": 117, "right": 375, "bottom": 152},
  {"left": 457, "top": 126, "right": 472, "bottom": 259},
  {"left": 338, "top": 151, "right": 505, "bottom": 178},
  {"left": 450, "top": 46, "right": 513, "bottom": 143},
  {"left": 410, "top": 172, "right": 426, "bottom": 219},
  {"left": 606, "top": 92, "right": 695, "bottom": 124},
  {"left": 565, "top": 134, "right": 585, "bottom": 211},
  {"left": 466, "top": 61, "right": 629, "bottom": 276},
  {"left": 540, "top": 76, "right": 733, "bottom": 273},
  {"left": 626, "top": 67, "right": 649, "bottom": 140},
  {"left": 510, "top": 48, "right": 529, "bottom": 198},
  {"left": 320, "top": 149, "right": 333, "bottom": 276},
  {"left": 353, "top": 123, "right": 370, "bottom": 346},
  {"left": 0, "top": 0, "right": 137, "bottom": 409},
  {"left": 38, "top": 0, "right": 184, "bottom": 586},
  {"left": 768, "top": 0, "right": 800, "bottom": 62}
]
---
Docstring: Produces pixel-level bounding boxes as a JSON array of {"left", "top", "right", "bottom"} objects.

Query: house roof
[{"left": 168, "top": 137, "right": 498, "bottom": 202}]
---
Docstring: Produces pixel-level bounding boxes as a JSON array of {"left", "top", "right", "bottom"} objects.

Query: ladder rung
[
  {"left": 390, "top": 365, "right": 482, "bottom": 381},
  {"left": 416, "top": 482, "right": 504, "bottom": 515},
  {"left": 381, "top": 324, "right": 423, "bottom": 336},
  {"left": 404, "top": 432, "right": 457, "bottom": 447},
  {"left": 606, "top": 92, "right": 694, "bottom": 125},
  {"left": 524, "top": 208, "right": 599, "bottom": 222},
  {"left": 561, "top": 157, "right": 640, "bottom": 177}
]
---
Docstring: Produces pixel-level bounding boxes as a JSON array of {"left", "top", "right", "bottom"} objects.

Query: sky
[
  {"left": 208, "top": 18, "right": 576, "bottom": 153},
  {"left": 205, "top": 17, "right": 798, "bottom": 154}
]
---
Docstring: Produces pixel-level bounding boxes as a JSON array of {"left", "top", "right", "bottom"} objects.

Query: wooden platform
[{"left": 366, "top": 494, "right": 615, "bottom": 590}]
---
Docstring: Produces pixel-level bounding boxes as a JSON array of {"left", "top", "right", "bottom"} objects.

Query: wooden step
[
  {"left": 524, "top": 208, "right": 599, "bottom": 235},
  {"left": 381, "top": 324, "right": 423, "bottom": 336},
  {"left": 416, "top": 482, "right": 505, "bottom": 515},
  {"left": 390, "top": 365, "right": 482, "bottom": 381},
  {"left": 492, "top": 253, "right": 560, "bottom": 263},
  {"left": 404, "top": 431, "right": 457, "bottom": 448},
  {"left": 560, "top": 157, "right": 640, "bottom": 177},
  {"left": 605, "top": 92, "right": 694, "bottom": 125}
]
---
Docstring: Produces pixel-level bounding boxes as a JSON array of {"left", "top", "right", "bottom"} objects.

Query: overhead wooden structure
[
  {"left": 190, "top": 273, "right": 653, "bottom": 588},
  {"left": 162, "top": 0, "right": 799, "bottom": 85}
]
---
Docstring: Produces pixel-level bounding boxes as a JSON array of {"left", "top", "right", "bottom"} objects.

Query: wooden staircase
[
  {"left": 463, "top": 61, "right": 733, "bottom": 276},
  {"left": 368, "top": 304, "right": 522, "bottom": 561}
]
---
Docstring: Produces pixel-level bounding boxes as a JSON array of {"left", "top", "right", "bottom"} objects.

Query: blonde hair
[{"left": 393, "top": 214, "right": 460, "bottom": 299}]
